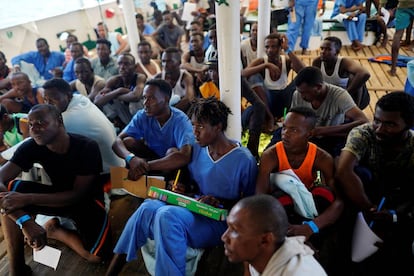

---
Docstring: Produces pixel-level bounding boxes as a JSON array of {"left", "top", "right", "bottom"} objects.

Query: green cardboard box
[{"left": 148, "top": 186, "right": 228, "bottom": 221}]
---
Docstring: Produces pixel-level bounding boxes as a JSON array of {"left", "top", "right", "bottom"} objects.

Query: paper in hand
[
  {"left": 351, "top": 212, "right": 383, "bottom": 262},
  {"left": 33, "top": 245, "right": 61, "bottom": 270}
]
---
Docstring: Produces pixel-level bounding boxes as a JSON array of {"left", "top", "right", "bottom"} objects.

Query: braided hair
[{"left": 187, "top": 97, "right": 232, "bottom": 131}]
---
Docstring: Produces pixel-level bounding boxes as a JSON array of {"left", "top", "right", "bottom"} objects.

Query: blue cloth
[
  {"left": 368, "top": 54, "right": 414, "bottom": 67},
  {"left": 11, "top": 51, "right": 65, "bottom": 80},
  {"left": 124, "top": 107, "right": 194, "bottom": 157},
  {"left": 113, "top": 142, "right": 257, "bottom": 275},
  {"left": 287, "top": 0, "right": 319, "bottom": 50},
  {"left": 142, "top": 23, "right": 155, "bottom": 35},
  {"left": 331, "top": 0, "right": 367, "bottom": 42},
  {"left": 62, "top": 58, "right": 76, "bottom": 82}
]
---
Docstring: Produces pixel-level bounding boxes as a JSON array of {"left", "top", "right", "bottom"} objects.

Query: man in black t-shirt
[{"left": 0, "top": 104, "right": 111, "bottom": 275}]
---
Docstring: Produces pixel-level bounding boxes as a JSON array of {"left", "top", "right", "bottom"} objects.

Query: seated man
[
  {"left": 112, "top": 78, "right": 194, "bottom": 181},
  {"left": 313, "top": 36, "right": 371, "bottom": 109},
  {"left": 330, "top": 0, "right": 367, "bottom": 51},
  {"left": 257, "top": 106, "right": 343, "bottom": 273},
  {"left": 268, "top": 67, "right": 369, "bottom": 157},
  {"left": 96, "top": 22, "right": 128, "bottom": 57},
  {"left": 62, "top": 42, "right": 86, "bottom": 83},
  {"left": 335, "top": 92, "right": 414, "bottom": 275},
  {"left": 0, "top": 51, "right": 12, "bottom": 93},
  {"left": 91, "top": 39, "right": 119, "bottom": 80},
  {"left": 63, "top": 34, "right": 89, "bottom": 68},
  {"left": 136, "top": 40, "right": 161, "bottom": 79},
  {"left": 181, "top": 32, "right": 209, "bottom": 96},
  {"left": 0, "top": 72, "right": 44, "bottom": 113},
  {"left": 155, "top": 47, "right": 195, "bottom": 112},
  {"left": 0, "top": 104, "right": 28, "bottom": 152},
  {"left": 106, "top": 97, "right": 257, "bottom": 275},
  {"left": 70, "top": 57, "right": 106, "bottom": 102},
  {"left": 222, "top": 194, "right": 327, "bottom": 275},
  {"left": 0, "top": 104, "right": 111, "bottom": 275},
  {"left": 151, "top": 10, "right": 185, "bottom": 51},
  {"left": 94, "top": 53, "right": 147, "bottom": 129},
  {"left": 242, "top": 33, "right": 304, "bottom": 122},
  {"left": 135, "top": 13, "right": 160, "bottom": 59},
  {"left": 33, "top": 78, "right": 124, "bottom": 263},
  {"left": 11, "top": 38, "right": 65, "bottom": 81}
]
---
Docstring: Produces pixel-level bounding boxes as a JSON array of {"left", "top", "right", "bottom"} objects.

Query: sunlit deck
[
  {"left": 0, "top": 42, "right": 410, "bottom": 275},
  {"left": 291, "top": 40, "right": 410, "bottom": 121}
]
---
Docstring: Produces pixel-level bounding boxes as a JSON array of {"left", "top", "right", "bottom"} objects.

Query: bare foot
[
  {"left": 84, "top": 253, "right": 102, "bottom": 263},
  {"left": 401, "top": 40, "right": 410, "bottom": 47},
  {"left": 381, "top": 35, "right": 388, "bottom": 47},
  {"left": 351, "top": 40, "right": 364, "bottom": 51},
  {"left": 388, "top": 69, "right": 396, "bottom": 76},
  {"left": 352, "top": 44, "right": 363, "bottom": 51}
]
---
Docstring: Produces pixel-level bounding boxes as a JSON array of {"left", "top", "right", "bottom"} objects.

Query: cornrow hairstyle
[{"left": 187, "top": 97, "right": 232, "bottom": 131}]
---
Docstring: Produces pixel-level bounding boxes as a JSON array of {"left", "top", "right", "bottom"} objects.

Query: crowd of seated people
[{"left": 0, "top": 1, "right": 413, "bottom": 275}]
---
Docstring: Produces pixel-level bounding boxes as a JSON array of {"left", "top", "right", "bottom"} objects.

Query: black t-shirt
[{"left": 11, "top": 133, "right": 103, "bottom": 194}]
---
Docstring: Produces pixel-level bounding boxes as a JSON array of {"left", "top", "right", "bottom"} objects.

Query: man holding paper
[
  {"left": 336, "top": 92, "right": 414, "bottom": 275},
  {"left": 0, "top": 104, "right": 112, "bottom": 275}
]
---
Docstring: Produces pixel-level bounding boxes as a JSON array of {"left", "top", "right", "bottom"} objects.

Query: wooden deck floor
[
  {"left": 291, "top": 40, "right": 410, "bottom": 121},
  {"left": 0, "top": 43, "right": 410, "bottom": 275}
]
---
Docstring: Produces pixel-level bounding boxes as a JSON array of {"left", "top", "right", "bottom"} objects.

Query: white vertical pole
[
  {"left": 120, "top": 0, "right": 140, "bottom": 60},
  {"left": 257, "top": 0, "right": 271, "bottom": 57},
  {"left": 215, "top": 1, "right": 241, "bottom": 141}
]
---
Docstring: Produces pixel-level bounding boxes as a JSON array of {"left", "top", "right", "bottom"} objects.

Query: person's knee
[
  {"left": 44, "top": 218, "right": 61, "bottom": 235},
  {"left": 122, "top": 137, "right": 145, "bottom": 153},
  {"left": 155, "top": 207, "right": 184, "bottom": 231}
]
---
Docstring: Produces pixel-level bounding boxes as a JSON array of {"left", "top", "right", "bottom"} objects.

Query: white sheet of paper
[
  {"left": 33, "top": 245, "right": 61, "bottom": 270},
  {"left": 351, "top": 212, "right": 383, "bottom": 262},
  {"left": 181, "top": 2, "right": 196, "bottom": 22}
]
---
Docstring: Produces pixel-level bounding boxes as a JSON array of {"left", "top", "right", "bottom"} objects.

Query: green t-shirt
[{"left": 3, "top": 113, "right": 27, "bottom": 147}]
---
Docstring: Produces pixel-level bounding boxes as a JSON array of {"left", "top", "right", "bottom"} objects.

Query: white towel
[{"left": 270, "top": 169, "right": 318, "bottom": 219}]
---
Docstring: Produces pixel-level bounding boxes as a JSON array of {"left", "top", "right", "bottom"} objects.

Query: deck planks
[{"left": 0, "top": 43, "right": 410, "bottom": 275}]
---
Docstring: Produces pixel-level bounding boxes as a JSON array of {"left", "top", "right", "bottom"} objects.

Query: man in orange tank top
[{"left": 256, "top": 106, "right": 343, "bottom": 274}]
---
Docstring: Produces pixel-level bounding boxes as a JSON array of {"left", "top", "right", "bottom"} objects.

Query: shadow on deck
[{"left": 0, "top": 43, "right": 410, "bottom": 276}]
